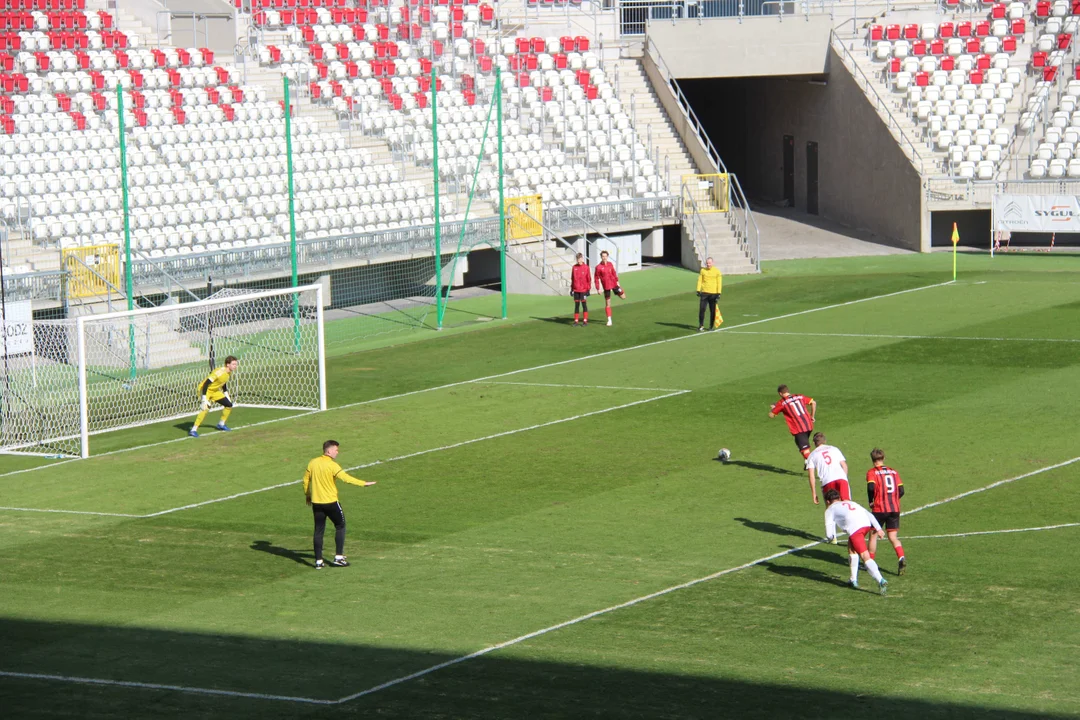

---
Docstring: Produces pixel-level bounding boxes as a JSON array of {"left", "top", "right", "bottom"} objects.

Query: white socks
[
  {"left": 849, "top": 554, "right": 859, "bottom": 583},
  {"left": 865, "top": 558, "right": 884, "bottom": 583}
]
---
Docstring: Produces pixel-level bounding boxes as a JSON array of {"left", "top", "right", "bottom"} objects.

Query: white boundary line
[
  {"left": 905, "top": 522, "right": 1080, "bottom": 540},
  {"left": 726, "top": 331, "right": 1080, "bottom": 343},
  {"left": 0, "top": 670, "right": 332, "bottom": 706},
  {"left": 478, "top": 381, "right": 687, "bottom": 392},
  {"left": 0, "top": 391, "right": 690, "bottom": 519},
  {"left": 900, "top": 456, "right": 1080, "bottom": 517},
  {"left": 0, "top": 280, "right": 954, "bottom": 480},
  {"left": 4, "top": 446, "right": 1072, "bottom": 706}
]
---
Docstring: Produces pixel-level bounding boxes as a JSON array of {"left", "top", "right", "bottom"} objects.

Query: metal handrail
[
  {"left": 830, "top": 29, "right": 928, "bottom": 173},
  {"left": 64, "top": 252, "right": 125, "bottom": 314},
  {"left": 506, "top": 202, "right": 582, "bottom": 283},
  {"left": 728, "top": 173, "right": 760, "bottom": 269},
  {"left": 131, "top": 247, "right": 203, "bottom": 304},
  {"left": 547, "top": 197, "right": 620, "bottom": 243},
  {"left": 645, "top": 36, "right": 728, "bottom": 174},
  {"left": 681, "top": 186, "right": 710, "bottom": 260}
]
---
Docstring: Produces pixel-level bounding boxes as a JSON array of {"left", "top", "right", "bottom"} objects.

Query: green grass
[{"left": 1, "top": 254, "right": 1079, "bottom": 718}]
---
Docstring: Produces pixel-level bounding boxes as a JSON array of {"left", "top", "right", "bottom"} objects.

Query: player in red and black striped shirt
[
  {"left": 866, "top": 447, "right": 906, "bottom": 575},
  {"left": 768, "top": 385, "right": 817, "bottom": 460}
]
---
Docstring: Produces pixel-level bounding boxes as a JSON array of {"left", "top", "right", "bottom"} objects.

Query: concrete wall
[
  {"left": 680, "top": 48, "right": 924, "bottom": 251},
  {"left": 648, "top": 16, "right": 833, "bottom": 79},
  {"left": 162, "top": 0, "right": 237, "bottom": 55}
]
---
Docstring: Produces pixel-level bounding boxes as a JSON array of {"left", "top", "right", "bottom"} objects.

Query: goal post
[{"left": 0, "top": 284, "right": 326, "bottom": 459}]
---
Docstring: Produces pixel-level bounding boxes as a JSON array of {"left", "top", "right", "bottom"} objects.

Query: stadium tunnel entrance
[{"left": 676, "top": 56, "right": 925, "bottom": 253}]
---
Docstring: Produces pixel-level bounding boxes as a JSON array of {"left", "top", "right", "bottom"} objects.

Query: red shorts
[
  {"left": 821, "top": 479, "right": 851, "bottom": 501},
  {"left": 847, "top": 526, "right": 873, "bottom": 555}
]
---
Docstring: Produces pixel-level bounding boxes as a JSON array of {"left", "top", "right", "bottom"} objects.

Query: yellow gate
[
  {"left": 682, "top": 174, "right": 729, "bottom": 213},
  {"left": 63, "top": 244, "right": 122, "bottom": 299},
  {"left": 504, "top": 195, "right": 543, "bottom": 239}
]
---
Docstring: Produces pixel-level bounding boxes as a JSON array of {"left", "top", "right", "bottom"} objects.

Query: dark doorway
[
  {"left": 783, "top": 135, "right": 795, "bottom": 207},
  {"left": 806, "top": 141, "right": 819, "bottom": 215}
]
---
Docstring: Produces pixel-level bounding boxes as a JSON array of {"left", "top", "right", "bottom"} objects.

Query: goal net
[{"left": 0, "top": 284, "right": 326, "bottom": 458}]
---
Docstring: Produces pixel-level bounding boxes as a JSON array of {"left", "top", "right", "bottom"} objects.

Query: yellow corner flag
[
  {"left": 714, "top": 307, "right": 723, "bottom": 327},
  {"left": 951, "top": 222, "right": 959, "bottom": 281}
]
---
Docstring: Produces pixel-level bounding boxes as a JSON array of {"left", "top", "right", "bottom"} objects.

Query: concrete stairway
[{"left": 612, "top": 59, "right": 697, "bottom": 194}]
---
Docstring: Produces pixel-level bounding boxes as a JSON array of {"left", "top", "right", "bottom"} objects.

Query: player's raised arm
[{"left": 336, "top": 468, "right": 376, "bottom": 488}]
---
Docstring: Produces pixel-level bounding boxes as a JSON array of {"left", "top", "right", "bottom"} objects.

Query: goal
[{"left": 0, "top": 284, "right": 326, "bottom": 458}]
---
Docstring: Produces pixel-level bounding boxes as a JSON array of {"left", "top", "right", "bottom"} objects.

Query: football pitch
[{"left": 1, "top": 254, "right": 1078, "bottom": 718}]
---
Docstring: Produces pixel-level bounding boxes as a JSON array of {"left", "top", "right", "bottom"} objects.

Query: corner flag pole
[{"left": 951, "top": 222, "right": 959, "bottom": 281}]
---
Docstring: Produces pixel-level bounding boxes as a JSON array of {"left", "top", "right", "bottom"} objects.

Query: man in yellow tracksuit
[
  {"left": 303, "top": 440, "right": 376, "bottom": 569},
  {"left": 696, "top": 257, "right": 723, "bottom": 331}
]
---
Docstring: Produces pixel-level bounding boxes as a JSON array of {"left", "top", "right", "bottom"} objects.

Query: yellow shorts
[{"left": 201, "top": 390, "right": 232, "bottom": 407}]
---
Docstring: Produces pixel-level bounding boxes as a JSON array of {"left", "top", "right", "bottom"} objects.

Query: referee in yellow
[
  {"left": 189, "top": 355, "right": 239, "bottom": 437},
  {"left": 303, "top": 440, "right": 376, "bottom": 569},
  {"left": 696, "top": 257, "right": 723, "bottom": 332}
]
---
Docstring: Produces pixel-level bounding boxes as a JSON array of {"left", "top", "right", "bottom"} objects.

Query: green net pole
[
  {"left": 432, "top": 66, "right": 444, "bottom": 329},
  {"left": 496, "top": 67, "right": 506, "bottom": 320},
  {"left": 284, "top": 76, "right": 300, "bottom": 351},
  {"left": 116, "top": 83, "right": 135, "bottom": 382}
]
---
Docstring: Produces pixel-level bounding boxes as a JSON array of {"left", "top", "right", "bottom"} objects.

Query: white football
[{"left": 718, "top": 448, "right": 731, "bottom": 462}]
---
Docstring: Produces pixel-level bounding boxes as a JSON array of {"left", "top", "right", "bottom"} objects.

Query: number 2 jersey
[
  {"left": 866, "top": 465, "right": 904, "bottom": 513},
  {"left": 824, "top": 499, "right": 881, "bottom": 540}
]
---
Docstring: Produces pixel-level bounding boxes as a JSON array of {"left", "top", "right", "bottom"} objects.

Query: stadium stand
[{"left": 0, "top": 0, "right": 760, "bottom": 305}]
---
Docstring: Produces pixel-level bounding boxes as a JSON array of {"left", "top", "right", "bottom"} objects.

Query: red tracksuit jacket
[
  {"left": 594, "top": 261, "right": 619, "bottom": 290},
  {"left": 571, "top": 263, "right": 592, "bottom": 293}
]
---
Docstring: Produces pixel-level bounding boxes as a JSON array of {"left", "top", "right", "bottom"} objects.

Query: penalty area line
[
  {"left": 0, "top": 279, "right": 953, "bottom": 480},
  {"left": 725, "top": 331, "right": 1080, "bottom": 343},
  {"left": 329, "top": 451, "right": 1080, "bottom": 705},
  {"left": 0, "top": 391, "right": 690, "bottom": 519},
  {"left": 3, "top": 440, "right": 1069, "bottom": 706},
  {"left": 905, "top": 522, "right": 1080, "bottom": 540}
]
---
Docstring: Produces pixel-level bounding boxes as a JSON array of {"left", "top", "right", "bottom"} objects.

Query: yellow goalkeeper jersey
[
  {"left": 198, "top": 366, "right": 231, "bottom": 396},
  {"left": 303, "top": 455, "right": 367, "bottom": 504}
]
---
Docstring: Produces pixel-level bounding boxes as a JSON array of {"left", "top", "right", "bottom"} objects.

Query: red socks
[
  {"left": 605, "top": 307, "right": 611, "bottom": 318},
  {"left": 574, "top": 313, "right": 580, "bottom": 322},
  {"left": 894, "top": 544, "right": 904, "bottom": 560},
  {"left": 583, "top": 311, "right": 588, "bottom": 321},
  {"left": 869, "top": 553, "right": 875, "bottom": 561},
  {"left": 801, "top": 448, "right": 811, "bottom": 459}
]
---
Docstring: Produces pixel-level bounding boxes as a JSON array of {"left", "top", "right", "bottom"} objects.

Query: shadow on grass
[
  {"left": 655, "top": 321, "right": 700, "bottom": 331},
  {"left": 722, "top": 459, "right": 802, "bottom": 476},
  {"left": 250, "top": 540, "right": 315, "bottom": 568},
  {"left": 791, "top": 546, "right": 851, "bottom": 567},
  {"left": 530, "top": 315, "right": 576, "bottom": 325},
  {"left": 760, "top": 561, "right": 851, "bottom": 589},
  {"left": 734, "top": 517, "right": 819, "bottom": 542},
  {"left": 0, "top": 617, "right": 1065, "bottom": 720}
]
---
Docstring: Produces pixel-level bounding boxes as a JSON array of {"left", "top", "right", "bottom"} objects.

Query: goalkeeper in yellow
[
  {"left": 189, "top": 355, "right": 239, "bottom": 438},
  {"left": 304, "top": 440, "right": 376, "bottom": 569}
]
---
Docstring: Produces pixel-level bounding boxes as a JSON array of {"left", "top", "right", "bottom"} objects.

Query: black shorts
[
  {"left": 603, "top": 286, "right": 624, "bottom": 299},
  {"left": 874, "top": 512, "right": 900, "bottom": 531},
  {"left": 793, "top": 431, "right": 811, "bottom": 452},
  {"left": 217, "top": 397, "right": 234, "bottom": 408},
  {"left": 312, "top": 501, "right": 345, "bottom": 528},
  {"left": 572, "top": 291, "right": 590, "bottom": 302}
]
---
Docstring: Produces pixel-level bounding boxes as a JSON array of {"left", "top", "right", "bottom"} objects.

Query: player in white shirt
[
  {"left": 823, "top": 489, "right": 888, "bottom": 595},
  {"left": 804, "top": 432, "right": 851, "bottom": 505}
]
